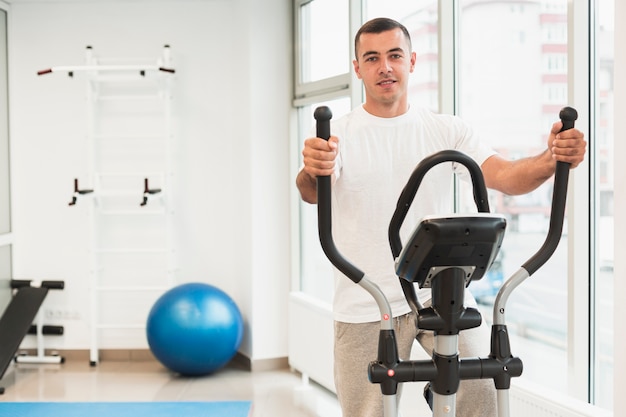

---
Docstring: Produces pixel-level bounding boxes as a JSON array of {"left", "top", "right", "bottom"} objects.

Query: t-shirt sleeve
[
  {"left": 453, "top": 116, "right": 497, "bottom": 166},
  {"left": 449, "top": 115, "right": 497, "bottom": 181}
]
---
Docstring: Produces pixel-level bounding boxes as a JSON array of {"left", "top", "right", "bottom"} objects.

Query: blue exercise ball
[{"left": 146, "top": 282, "right": 244, "bottom": 376}]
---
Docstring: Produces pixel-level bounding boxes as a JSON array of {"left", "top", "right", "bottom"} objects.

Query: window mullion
[{"left": 567, "top": 0, "right": 592, "bottom": 402}]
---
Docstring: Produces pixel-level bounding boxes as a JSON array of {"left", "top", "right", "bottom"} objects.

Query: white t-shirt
[{"left": 329, "top": 105, "right": 496, "bottom": 323}]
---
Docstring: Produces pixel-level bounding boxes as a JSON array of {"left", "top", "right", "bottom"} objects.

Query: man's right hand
[
  {"left": 296, "top": 135, "right": 339, "bottom": 204},
  {"left": 301, "top": 135, "right": 339, "bottom": 178}
]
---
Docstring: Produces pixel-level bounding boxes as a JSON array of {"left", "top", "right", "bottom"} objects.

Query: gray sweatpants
[{"left": 333, "top": 312, "right": 497, "bottom": 417}]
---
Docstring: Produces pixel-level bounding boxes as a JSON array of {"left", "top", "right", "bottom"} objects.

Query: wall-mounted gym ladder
[{"left": 39, "top": 45, "right": 177, "bottom": 365}]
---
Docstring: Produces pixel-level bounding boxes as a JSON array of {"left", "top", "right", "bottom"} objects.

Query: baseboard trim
[
  {"left": 232, "top": 353, "right": 289, "bottom": 372},
  {"left": 17, "top": 349, "right": 288, "bottom": 372},
  {"left": 17, "top": 348, "right": 157, "bottom": 362}
]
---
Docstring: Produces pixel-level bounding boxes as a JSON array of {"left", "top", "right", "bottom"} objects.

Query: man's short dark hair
[{"left": 354, "top": 17, "right": 412, "bottom": 60}]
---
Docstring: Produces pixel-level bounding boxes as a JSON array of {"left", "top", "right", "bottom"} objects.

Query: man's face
[{"left": 353, "top": 28, "right": 416, "bottom": 108}]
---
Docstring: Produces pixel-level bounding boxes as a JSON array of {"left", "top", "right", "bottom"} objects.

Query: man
[{"left": 296, "top": 17, "right": 586, "bottom": 417}]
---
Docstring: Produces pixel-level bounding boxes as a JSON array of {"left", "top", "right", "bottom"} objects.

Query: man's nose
[{"left": 378, "top": 58, "right": 392, "bottom": 74}]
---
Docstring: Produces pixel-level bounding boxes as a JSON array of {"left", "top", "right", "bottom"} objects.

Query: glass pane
[
  {"left": 0, "top": 9, "right": 10, "bottom": 234},
  {"left": 593, "top": 0, "right": 614, "bottom": 410},
  {"left": 298, "top": 96, "right": 351, "bottom": 303},
  {"left": 298, "top": 0, "right": 349, "bottom": 84},
  {"left": 458, "top": 0, "right": 569, "bottom": 394},
  {"left": 365, "top": 0, "right": 439, "bottom": 111}
]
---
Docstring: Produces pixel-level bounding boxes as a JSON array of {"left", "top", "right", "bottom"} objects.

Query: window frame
[{"left": 293, "top": 0, "right": 354, "bottom": 105}]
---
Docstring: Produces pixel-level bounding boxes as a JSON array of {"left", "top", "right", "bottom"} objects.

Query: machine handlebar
[
  {"left": 522, "top": 106, "right": 577, "bottom": 275},
  {"left": 314, "top": 106, "right": 365, "bottom": 284}
]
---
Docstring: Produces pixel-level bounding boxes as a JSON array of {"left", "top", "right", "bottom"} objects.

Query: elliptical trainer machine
[{"left": 314, "top": 105, "right": 577, "bottom": 417}]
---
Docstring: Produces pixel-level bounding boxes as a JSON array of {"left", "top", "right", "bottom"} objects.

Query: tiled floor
[
  {"left": 0, "top": 359, "right": 339, "bottom": 417},
  {"left": 0, "top": 356, "right": 432, "bottom": 416}
]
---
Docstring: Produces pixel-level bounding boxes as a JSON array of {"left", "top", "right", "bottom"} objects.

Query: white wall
[
  {"left": 239, "top": 0, "right": 293, "bottom": 361},
  {"left": 9, "top": 0, "right": 292, "bottom": 363}
]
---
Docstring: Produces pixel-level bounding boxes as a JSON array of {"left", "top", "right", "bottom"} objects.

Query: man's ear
[{"left": 353, "top": 59, "right": 362, "bottom": 79}]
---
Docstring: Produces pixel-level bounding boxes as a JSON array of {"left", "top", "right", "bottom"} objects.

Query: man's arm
[
  {"left": 481, "top": 151, "right": 555, "bottom": 195},
  {"left": 481, "top": 122, "right": 586, "bottom": 195},
  {"left": 296, "top": 169, "right": 319, "bottom": 204}
]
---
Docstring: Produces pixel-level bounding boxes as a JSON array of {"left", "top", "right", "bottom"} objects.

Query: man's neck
[{"left": 362, "top": 100, "right": 409, "bottom": 118}]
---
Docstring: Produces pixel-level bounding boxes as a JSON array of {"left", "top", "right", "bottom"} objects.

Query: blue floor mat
[{"left": 0, "top": 401, "right": 252, "bottom": 417}]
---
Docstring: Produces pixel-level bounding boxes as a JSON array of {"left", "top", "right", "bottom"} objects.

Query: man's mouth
[{"left": 378, "top": 79, "right": 396, "bottom": 86}]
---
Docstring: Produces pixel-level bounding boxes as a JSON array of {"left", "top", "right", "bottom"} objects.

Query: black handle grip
[
  {"left": 522, "top": 106, "right": 577, "bottom": 275},
  {"left": 314, "top": 106, "right": 365, "bottom": 284},
  {"left": 41, "top": 280, "right": 65, "bottom": 290},
  {"left": 559, "top": 106, "right": 578, "bottom": 131},
  {"left": 314, "top": 106, "right": 332, "bottom": 140}
]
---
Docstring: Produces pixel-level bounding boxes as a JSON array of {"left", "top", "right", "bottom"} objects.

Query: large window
[
  {"left": 293, "top": 0, "right": 613, "bottom": 411},
  {"left": 458, "top": 0, "right": 572, "bottom": 394}
]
